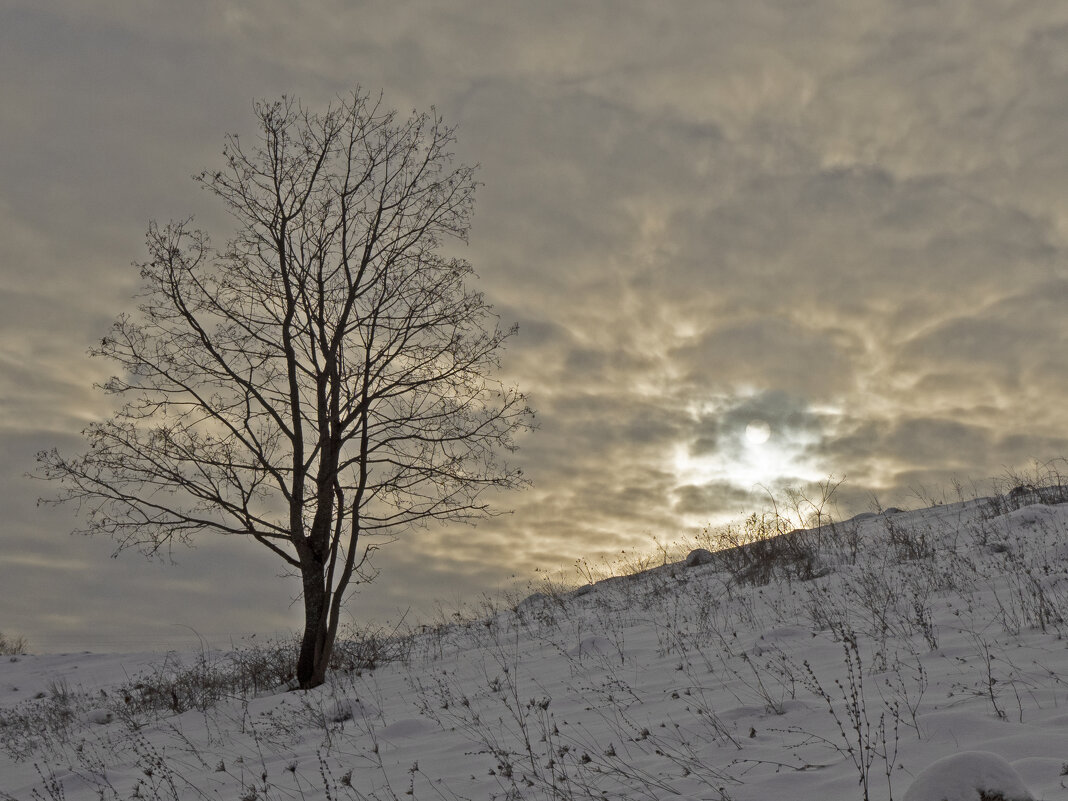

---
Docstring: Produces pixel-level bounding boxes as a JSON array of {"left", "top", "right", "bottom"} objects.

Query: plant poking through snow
[{"left": 799, "top": 628, "right": 900, "bottom": 801}]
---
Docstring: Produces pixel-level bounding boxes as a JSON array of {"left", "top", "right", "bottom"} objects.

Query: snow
[
  {"left": 83, "top": 708, "right": 114, "bottom": 725},
  {"left": 902, "top": 752, "right": 1034, "bottom": 801},
  {"left": 3, "top": 496, "right": 1068, "bottom": 800}
]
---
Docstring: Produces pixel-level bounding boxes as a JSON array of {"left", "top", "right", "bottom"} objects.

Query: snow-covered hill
[{"left": 4, "top": 491, "right": 1068, "bottom": 800}]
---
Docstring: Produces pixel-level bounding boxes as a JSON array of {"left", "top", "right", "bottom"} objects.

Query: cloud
[
  {"left": 5, "top": 0, "right": 1068, "bottom": 648},
  {"left": 672, "top": 319, "right": 861, "bottom": 400},
  {"left": 671, "top": 481, "right": 767, "bottom": 519}
]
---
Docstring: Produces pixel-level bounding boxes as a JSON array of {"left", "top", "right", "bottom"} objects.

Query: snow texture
[{"left": 4, "top": 495, "right": 1068, "bottom": 800}]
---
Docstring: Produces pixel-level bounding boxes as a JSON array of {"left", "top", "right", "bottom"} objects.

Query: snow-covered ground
[{"left": 4, "top": 492, "right": 1068, "bottom": 800}]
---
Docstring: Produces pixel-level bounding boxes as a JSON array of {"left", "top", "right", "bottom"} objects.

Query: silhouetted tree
[{"left": 38, "top": 91, "right": 533, "bottom": 688}]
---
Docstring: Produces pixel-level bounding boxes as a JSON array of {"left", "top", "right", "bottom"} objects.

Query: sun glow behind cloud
[
  {"left": 671, "top": 407, "right": 831, "bottom": 526},
  {"left": 672, "top": 433, "right": 821, "bottom": 488}
]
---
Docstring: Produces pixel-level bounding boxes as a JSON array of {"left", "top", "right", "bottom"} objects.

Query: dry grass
[{"left": 0, "top": 633, "right": 27, "bottom": 657}]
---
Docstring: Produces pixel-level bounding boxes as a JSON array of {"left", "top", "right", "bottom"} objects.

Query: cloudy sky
[{"left": 4, "top": 0, "right": 1068, "bottom": 651}]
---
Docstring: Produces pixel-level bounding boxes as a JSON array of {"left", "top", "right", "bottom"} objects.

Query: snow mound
[
  {"left": 749, "top": 625, "right": 809, "bottom": 656},
  {"left": 903, "top": 751, "right": 1034, "bottom": 801},
  {"left": 684, "top": 548, "right": 715, "bottom": 567},
  {"left": 380, "top": 717, "right": 436, "bottom": 739},
  {"left": 1002, "top": 503, "right": 1058, "bottom": 529},
  {"left": 84, "top": 708, "right": 114, "bottom": 725},
  {"left": 329, "top": 697, "right": 378, "bottom": 723},
  {"left": 567, "top": 635, "right": 617, "bottom": 658}
]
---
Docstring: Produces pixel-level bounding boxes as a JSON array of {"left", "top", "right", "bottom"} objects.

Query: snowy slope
[{"left": 3, "top": 493, "right": 1068, "bottom": 800}]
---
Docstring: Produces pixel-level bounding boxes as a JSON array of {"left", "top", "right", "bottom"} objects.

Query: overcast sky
[{"left": 4, "top": 0, "right": 1068, "bottom": 652}]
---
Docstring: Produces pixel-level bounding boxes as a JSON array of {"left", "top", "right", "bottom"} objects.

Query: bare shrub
[
  {"left": 120, "top": 650, "right": 259, "bottom": 715},
  {"left": 118, "top": 629, "right": 414, "bottom": 719},
  {"left": 0, "top": 632, "right": 28, "bottom": 656},
  {"left": 984, "top": 458, "right": 1068, "bottom": 519},
  {"left": 840, "top": 559, "right": 939, "bottom": 650},
  {"left": 882, "top": 513, "right": 935, "bottom": 562},
  {"left": 798, "top": 629, "right": 900, "bottom": 801},
  {"left": 0, "top": 679, "right": 86, "bottom": 760},
  {"left": 707, "top": 514, "right": 823, "bottom": 586},
  {"left": 330, "top": 622, "right": 414, "bottom": 674}
]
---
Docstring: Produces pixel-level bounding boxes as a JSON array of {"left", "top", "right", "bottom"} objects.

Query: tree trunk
[{"left": 296, "top": 560, "right": 334, "bottom": 689}]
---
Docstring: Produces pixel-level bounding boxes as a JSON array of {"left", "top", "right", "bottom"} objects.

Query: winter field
[{"left": 5, "top": 480, "right": 1068, "bottom": 800}]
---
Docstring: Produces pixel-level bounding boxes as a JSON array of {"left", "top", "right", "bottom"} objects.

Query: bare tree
[{"left": 37, "top": 91, "right": 533, "bottom": 688}]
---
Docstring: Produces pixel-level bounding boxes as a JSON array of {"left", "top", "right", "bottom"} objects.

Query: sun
[{"left": 745, "top": 419, "right": 771, "bottom": 446}]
